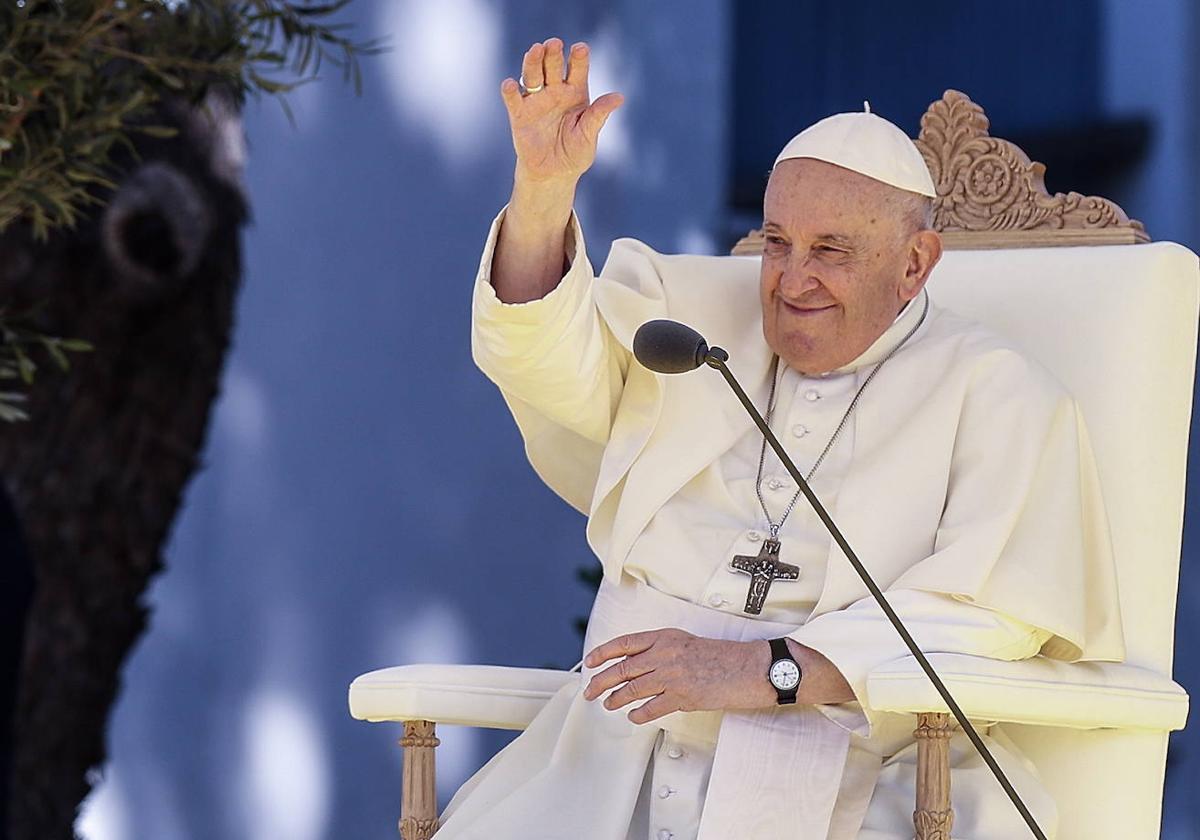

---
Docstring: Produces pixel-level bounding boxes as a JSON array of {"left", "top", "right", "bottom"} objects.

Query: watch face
[{"left": 770, "top": 659, "right": 801, "bottom": 691}]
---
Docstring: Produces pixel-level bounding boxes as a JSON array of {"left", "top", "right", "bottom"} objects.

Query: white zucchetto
[{"left": 774, "top": 109, "right": 937, "bottom": 197}]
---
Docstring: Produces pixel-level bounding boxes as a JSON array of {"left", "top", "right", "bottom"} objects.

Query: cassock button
[
  {"left": 792, "top": 424, "right": 809, "bottom": 438},
  {"left": 657, "top": 831, "right": 673, "bottom": 840},
  {"left": 707, "top": 594, "right": 726, "bottom": 608},
  {"left": 658, "top": 786, "right": 674, "bottom": 799},
  {"left": 747, "top": 531, "right": 762, "bottom": 542},
  {"left": 804, "top": 389, "right": 821, "bottom": 402},
  {"left": 667, "top": 746, "right": 684, "bottom": 759},
  {"left": 767, "top": 477, "right": 784, "bottom": 490}
]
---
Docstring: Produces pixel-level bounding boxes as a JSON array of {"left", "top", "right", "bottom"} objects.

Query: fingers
[
  {"left": 500, "top": 77, "right": 522, "bottom": 113},
  {"left": 578, "top": 91, "right": 624, "bottom": 138},
  {"left": 628, "top": 693, "right": 679, "bottom": 725},
  {"left": 602, "top": 672, "right": 660, "bottom": 711},
  {"left": 585, "top": 629, "right": 659, "bottom": 668},
  {"left": 542, "top": 37, "right": 565, "bottom": 87},
  {"left": 565, "top": 41, "right": 589, "bottom": 87},
  {"left": 515, "top": 38, "right": 591, "bottom": 93},
  {"left": 584, "top": 652, "right": 654, "bottom": 700},
  {"left": 520, "top": 42, "right": 545, "bottom": 91}
]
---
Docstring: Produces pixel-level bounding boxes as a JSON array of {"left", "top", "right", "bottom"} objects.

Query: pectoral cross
[{"left": 730, "top": 538, "right": 800, "bottom": 615}]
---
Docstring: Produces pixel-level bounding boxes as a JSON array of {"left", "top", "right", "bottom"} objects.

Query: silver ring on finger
[{"left": 519, "top": 74, "right": 544, "bottom": 95}]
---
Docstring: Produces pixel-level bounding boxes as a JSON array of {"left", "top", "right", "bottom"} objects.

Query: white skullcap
[{"left": 774, "top": 106, "right": 936, "bottom": 198}]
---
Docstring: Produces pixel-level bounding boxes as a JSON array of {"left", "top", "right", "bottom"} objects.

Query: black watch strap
[{"left": 768, "top": 637, "right": 801, "bottom": 705}]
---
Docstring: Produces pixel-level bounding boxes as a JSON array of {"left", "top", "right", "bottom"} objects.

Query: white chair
[{"left": 350, "top": 91, "right": 1194, "bottom": 840}]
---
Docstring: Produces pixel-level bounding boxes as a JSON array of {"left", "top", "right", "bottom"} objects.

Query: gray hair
[{"left": 888, "top": 189, "right": 934, "bottom": 237}]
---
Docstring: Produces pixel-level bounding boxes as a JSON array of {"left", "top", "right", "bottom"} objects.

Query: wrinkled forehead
[{"left": 764, "top": 158, "right": 904, "bottom": 232}]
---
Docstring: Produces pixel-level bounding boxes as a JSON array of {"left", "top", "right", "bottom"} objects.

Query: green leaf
[
  {"left": 1, "top": 0, "right": 376, "bottom": 237},
  {"left": 136, "top": 124, "right": 179, "bottom": 138},
  {"left": 0, "top": 397, "right": 30, "bottom": 423},
  {"left": 293, "top": 1, "right": 354, "bottom": 16},
  {"left": 154, "top": 70, "right": 187, "bottom": 91},
  {"left": 40, "top": 338, "right": 69, "bottom": 370},
  {"left": 15, "top": 352, "right": 35, "bottom": 384},
  {"left": 64, "top": 169, "right": 117, "bottom": 188},
  {"left": 247, "top": 70, "right": 295, "bottom": 94}
]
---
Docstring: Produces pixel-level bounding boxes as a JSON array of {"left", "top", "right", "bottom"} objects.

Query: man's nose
[{"left": 778, "top": 257, "right": 822, "bottom": 299}]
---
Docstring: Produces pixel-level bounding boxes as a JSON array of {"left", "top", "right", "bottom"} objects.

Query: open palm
[{"left": 501, "top": 38, "right": 624, "bottom": 184}]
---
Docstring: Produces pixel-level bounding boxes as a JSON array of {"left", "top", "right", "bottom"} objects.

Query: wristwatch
[{"left": 767, "top": 637, "right": 802, "bottom": 705}]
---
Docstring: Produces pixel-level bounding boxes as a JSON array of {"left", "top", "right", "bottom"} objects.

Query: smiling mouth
[{"left": 781, "top": 300, "right": 836, "bottom": 316}]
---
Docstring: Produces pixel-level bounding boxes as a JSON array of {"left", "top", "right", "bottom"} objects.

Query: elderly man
[{"left": 439, "top": 38, "right": 1124, "bottom": 840}]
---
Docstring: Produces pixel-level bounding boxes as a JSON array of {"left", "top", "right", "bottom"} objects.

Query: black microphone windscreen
[{"left": 633, "top": 320, "right": 709, "bottom": 374}]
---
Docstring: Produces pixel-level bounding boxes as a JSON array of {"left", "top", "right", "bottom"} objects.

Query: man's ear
[{"left": 901, "top": 229, "right": 943, "bottom": 300}]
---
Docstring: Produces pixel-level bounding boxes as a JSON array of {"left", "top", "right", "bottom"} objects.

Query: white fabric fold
[
  {"left": 791, "top": 590, "right": 1050, "bottom": 738},
  {"left": 698, "top": 707, "right": 851, "bottom": 839}
]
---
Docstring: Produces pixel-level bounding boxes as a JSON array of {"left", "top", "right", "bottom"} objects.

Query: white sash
[{"left": 585, "top": 576, "right": 879, "bottom": 839}]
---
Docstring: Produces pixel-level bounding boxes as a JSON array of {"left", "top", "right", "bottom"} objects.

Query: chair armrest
[
  {"left": 348, "top": 664, "right": 577, "bottom": 730},
  {"left": 866, "top": 654, "right": 1189, "bottom": 731}
]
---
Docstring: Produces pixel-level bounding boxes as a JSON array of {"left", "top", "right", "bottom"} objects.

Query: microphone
[
  {"left": 632, "top": 319, "right": 718, "bottom": 373},
  {"left": 632, "top": 319, "right": 729, "bottom": 374},
  {"left": 631, "top": 318, "right": 1047, "bottom": 840}
]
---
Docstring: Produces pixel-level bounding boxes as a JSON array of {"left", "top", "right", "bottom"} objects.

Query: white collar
[{"left": 804, "top": 288, "right": 928, "bottom": 377}]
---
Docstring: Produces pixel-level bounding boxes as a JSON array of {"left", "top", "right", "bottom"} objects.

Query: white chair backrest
[
  {"left": 926, "top": 242, "right": 1199, "bottom": 673},
  {"left": 925, "top": 241, "right": 1198, "bottom": 839}
]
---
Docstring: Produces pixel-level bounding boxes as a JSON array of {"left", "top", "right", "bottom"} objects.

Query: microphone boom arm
[{"left": 703, "top": 347, "right": 1047, "bottom": 840}]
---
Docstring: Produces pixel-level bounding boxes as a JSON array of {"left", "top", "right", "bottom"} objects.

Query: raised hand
[
  {"left": 500, "top": 38, "right": 624, "bottom": 186},
  {"left": 490, "top": 38, "right": 623, "bottom": 304}
]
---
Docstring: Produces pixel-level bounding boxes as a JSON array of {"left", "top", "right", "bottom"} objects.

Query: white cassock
[{"left": 437, "top": 208, "right": 1125, "bottom": 840}]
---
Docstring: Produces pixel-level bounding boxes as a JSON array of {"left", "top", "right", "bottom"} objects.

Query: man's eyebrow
[
  {"left": 762, "top": 222, "right": 856, "bottom": 247},
  {"left": 814, "top": 233, "right": 856, "bottom": 246}
]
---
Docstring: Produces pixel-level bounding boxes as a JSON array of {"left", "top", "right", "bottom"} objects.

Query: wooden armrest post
[
  {"left": 913, "top": 712, "right": 954, "bottom": 840},
  {"left": 399, "top": 720, "right": 440, "bottom": 840}
]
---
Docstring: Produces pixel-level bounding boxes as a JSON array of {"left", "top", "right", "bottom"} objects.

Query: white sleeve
[
  {"left": 471, "top": 205, "right": 630, "bottom": 446},
  {"left": 787, "top": 589, "right": 1051, "bottom": 737}
]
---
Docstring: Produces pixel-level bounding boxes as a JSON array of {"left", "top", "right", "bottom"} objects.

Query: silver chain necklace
[
  {"left": 727, "top": 294, "right": 929, "bottom": 615},
  {"left": 754, "top": 293, "right": 929, "bottom": 539}
]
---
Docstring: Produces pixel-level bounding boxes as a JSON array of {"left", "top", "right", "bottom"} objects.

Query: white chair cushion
[
  {"left": 867, "top": 653, "right": 1189, "bottom": 731},
  {"left": 348, "top": 664, "right": 576, "bottom": 729}
]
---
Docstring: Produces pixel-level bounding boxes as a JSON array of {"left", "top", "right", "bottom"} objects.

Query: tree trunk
[
  {"left": 0, "top": 484, "right": 33, "bottom": 840},
  {"left": 0, "top": 93, "right": 248, "bottom": 839}
]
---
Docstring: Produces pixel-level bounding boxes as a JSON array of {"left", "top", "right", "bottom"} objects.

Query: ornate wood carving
[
  {"left": 913, "top": 712, "right": 955, "bottom": 840},
  {"left": 914, "top": 808, "right": 955, "bottom": 840},
  {"left": 732, "top": 89, "right": 1149, "bottom": 254},
  {"left": 730, "top": 229, "right": 766, "bottom": 256},
  {"left": 399, "top": 720, "right": 440, "bottom": 840},
  {"left": 398, "top": 818, "right": 438, "bottom": 840},
  {"left": 918, "top": 89, "right": 1147, "bottom": 248}
]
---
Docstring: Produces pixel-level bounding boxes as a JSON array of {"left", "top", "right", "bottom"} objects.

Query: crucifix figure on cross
[{"left": 730, "top": 537, "right": 800, "bottom": 615}]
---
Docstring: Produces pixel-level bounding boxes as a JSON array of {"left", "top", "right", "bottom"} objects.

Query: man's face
[{"left": 759, "top": 158, "right": 935, "bottom": 374}]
